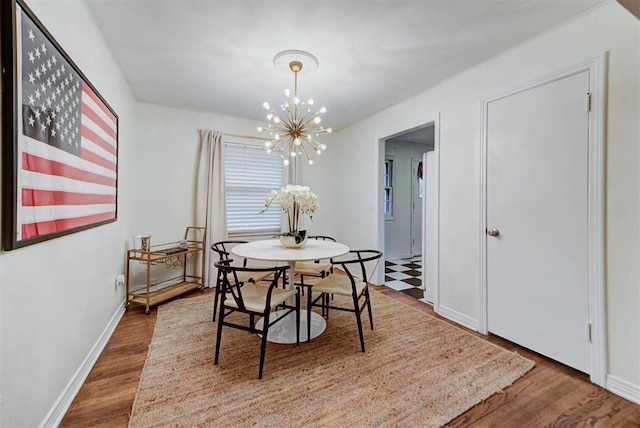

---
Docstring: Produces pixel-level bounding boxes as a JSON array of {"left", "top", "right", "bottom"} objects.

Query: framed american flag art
[{"left": 1, "top": 0, "right": 118, "bottom": 250}]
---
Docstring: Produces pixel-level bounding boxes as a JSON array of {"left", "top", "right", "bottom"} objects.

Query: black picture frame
[{"left": 1, "top": 0, "right": 119, "bottom": 250}]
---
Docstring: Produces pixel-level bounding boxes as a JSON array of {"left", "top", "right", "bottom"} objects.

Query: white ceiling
[{"left": 84, "top": 0, "right": 604, "bottom": 131}]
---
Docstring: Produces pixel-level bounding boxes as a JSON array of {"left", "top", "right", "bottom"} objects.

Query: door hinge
[
  {"left": 586, "top": 93, "right": 592, "bottom": 112},
  {"left": 586, "top": 322, "right": 592, "bottom": 343}
]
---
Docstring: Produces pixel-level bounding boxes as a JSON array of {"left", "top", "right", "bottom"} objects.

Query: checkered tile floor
[{"left": 385, "top": 256, "right": 427, "bottom": 302}]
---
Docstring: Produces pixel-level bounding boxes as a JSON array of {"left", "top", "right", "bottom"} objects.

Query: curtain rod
[
  {"left": 225, "top": 132, "right": 265, "bottom": 141},
  {"left": 197, "top": 129, "right": 265, "bottom": 141}
]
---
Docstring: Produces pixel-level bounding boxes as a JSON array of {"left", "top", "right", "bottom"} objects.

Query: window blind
[{"left": 224, "top": 142, "right": 284, "bottom": 236}]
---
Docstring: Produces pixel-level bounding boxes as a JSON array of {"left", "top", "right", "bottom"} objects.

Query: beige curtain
[{"left": 195, "top": 129, "right": 227, "bottom": 287}]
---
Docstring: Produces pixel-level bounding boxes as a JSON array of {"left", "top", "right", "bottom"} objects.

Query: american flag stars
[{"left": 22, "top": 21, "right": 82, "bottom": 151}]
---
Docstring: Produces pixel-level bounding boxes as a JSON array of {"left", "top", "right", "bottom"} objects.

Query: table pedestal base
[{"left": 256, "top": 309, "right": 326, "bottom": 344}]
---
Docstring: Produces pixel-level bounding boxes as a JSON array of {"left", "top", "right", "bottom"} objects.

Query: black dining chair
[
  {"left": 211, "top": 240, "right": 270, "bottom": 322},
  {"left": 309, "top": 249, "right": 383, "bottom": 352},
  {"left": 292, "top": 235, "right": 336, "bottom": 340},
  {"left": 214, "top": 261, "right": 299, "bottom": 379},
  {"left": 295, "top": 235, "right": 336, "bottom": 291}
]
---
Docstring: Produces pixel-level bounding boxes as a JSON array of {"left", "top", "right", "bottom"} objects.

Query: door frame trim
[
  {"left": 478, "top": 54, "right": 607, "bottom": 386},
  {"left": 378, "top": 113, "right": 440, "bottom": 309}
]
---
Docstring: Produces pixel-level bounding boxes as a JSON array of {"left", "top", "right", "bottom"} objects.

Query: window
[
  {"left": 384, "top": 158, "right": 394, "bottom": 219},
  {"left": 224, "top": 142, "right": 284, "bottom": 237}
]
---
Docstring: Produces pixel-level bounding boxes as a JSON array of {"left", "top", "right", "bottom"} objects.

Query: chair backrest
[
  {"left": 214, "top": 260, "right": 289, "bottom": 311},
  {"left": 332, "top": 250, "right": 383, "bottom": 285},
  {"left": 211, "top": 240, "right": 248, "bottom": 266},
  {"left": 309, "top": 235, "right": 336, "bottom": 242}
]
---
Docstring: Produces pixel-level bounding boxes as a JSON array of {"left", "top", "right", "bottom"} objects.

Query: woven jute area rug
[{"left": 129, "top": 287, "right": 534, "bottom": 427}]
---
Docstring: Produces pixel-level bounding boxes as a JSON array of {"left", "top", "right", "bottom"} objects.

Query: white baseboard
[
  {"left": 607, "top": 374, "right": 640, "bottom": 405},
  {"left": 436, "top": 305, "right": 479, "bottom": 332},
  {"left": 40, "top": 303, "right": 126, "bottom": 428}
]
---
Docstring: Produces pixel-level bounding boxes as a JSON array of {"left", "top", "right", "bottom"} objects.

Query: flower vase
[{"left": 280, "top": 231, "right": 308, "bottom": 248}]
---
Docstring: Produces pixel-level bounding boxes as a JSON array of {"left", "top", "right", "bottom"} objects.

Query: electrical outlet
[{"left": 115, "top": 274, "right": 125, "bottom": 287}]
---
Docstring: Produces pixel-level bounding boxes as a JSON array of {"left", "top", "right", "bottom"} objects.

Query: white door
[
  {"left": 424, "top": 152, "right": 436, "bottom": 303},
  {"left": 411, "top": 158, "right": 423, "bottom": 256},
  {"left": 486, "top": 70, "right": 590, "bottom": 373}
]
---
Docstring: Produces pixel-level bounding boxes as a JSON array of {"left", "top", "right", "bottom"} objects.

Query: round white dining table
[{"left": 231, "top": 239, "right": 349, "bottom": 344}]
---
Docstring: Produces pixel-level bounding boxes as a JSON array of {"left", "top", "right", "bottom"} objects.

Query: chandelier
[{"left": 257, "top": 50, "right": 332, "bottom": 166}]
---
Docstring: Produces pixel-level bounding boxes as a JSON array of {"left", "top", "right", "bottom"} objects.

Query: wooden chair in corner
[
  {"left": 214, "top": 261, "right": 299, "bottom": 379},
  {"left": 309, "top": 250, "right": 383, "bottom": 352}
]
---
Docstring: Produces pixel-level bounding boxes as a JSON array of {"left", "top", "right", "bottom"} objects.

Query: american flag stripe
[
  {"left": 22, "top": 189, "right": 116, "bottom": 206},
  {"left": 21, "top": 203, "right": 116, "bottom": 223},
  {"left": 18, "top": 9, "right": 118, "bottom": 241},
  {"left": 21, "top": 169, "right": 116, "bottom": 196},
  {"left": 82, "top": 95, "right": 117, "bottom": 144},
  {"left": 21, "top": 137, "right": 116, "bottom": 180},
  {"left": 22, "top": 153, "right": 117, "bottom": 187},
  {"left": 82, "top": 81, "right": 117, "bottom": 128},
  {"left": 81, "top": 134, "right": 117, "bottom": 165},
  {"left": 82, "top": 97, "right": 117, "bottom": 137},
  {"left": 80, "top": 147, "right": 116, "bottom": 171},
  {"left": 21, "top": 212, "right": 116, "bottom": 238},
  {"left": 81, "top": 113, "right": 117, "bottom": 155}
]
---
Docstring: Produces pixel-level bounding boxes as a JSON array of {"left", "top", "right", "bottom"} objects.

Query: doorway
[{"left": 383, "top": 125, "right": 434, "bottom": 302}]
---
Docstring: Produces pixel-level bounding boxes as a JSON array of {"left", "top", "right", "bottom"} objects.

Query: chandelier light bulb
[
  {"left": 293, "top": 97, "right": 300, "bottom": 105},
  {"left": 283, "top": 158, "right": 290, "bottom": 166},
  {"left": 284, "top": 88, "right": 291, "bottom": 97},
  {"left": 316, "top": 149, "right": 322, "bottom": 155},
  {"left": 320, "top": 144, "right": 327, "bottom": 150},
  {"left": 291, "top": 151, "right": 297, "bottom": 157},
  {"left": 273, "top": 116, "right": 281, "bottom": 124},
  {"left": 266, "top": 113, "right": 273, "bottom": 120},
  {"left": 265, "top": 141, "right": 272, "bottom": 148},
  {"left": 308, "top": 99, "right": 314, "bottom": 105},
  {"left": 313, "top": 116, "right": 322, "bottom": 124},
  {"left": 274, "top": 133, "right": 280, "bottom": 140},
  {"left": 326, "top": 127, "right": 333, "bottom": 133},
  {"left": 320, "top": 106, "right": 327, "bottom": 114},
  {"left": 308, "top": 159, "right": 314, "bottom": 165},
  {"left": 263, "top": 102, "right": 271, "bottom": 110},
  {"left": 294, "top": 138, "right": 301, "bottom": 146},
  {"left": 257, "top": 126, "right": 264, "bottom": 132},
  {"left": 266, "top": 148, "right": 272, "bottom": 154}
]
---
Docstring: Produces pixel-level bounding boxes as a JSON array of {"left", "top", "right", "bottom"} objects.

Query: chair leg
[
  {"left": 214, "top": 305, "right": 225, "bottom": 364},
  {"left": 258, "top": 311, "right": 270, "bottom": 380},
  {"left": 353, "top": 294, "right": 366, "bottom": 352},
  {"left": 212, "top": 280, "right": 221, "bottom": 322},
  {"left": 307, "top": 286, "right": 313, "bottom": 342},
  {"left": 296, "top": 291, "right": 301, "bottom": 345},
  {"left": 365, "top": 287, "right": 374, "bottom": 330},
  {"left": 324, "top": 293, "right": 330, "bottom": 319}
]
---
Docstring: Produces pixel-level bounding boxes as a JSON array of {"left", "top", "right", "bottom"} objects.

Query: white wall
[
  {"left": 133, "top": 104, "right": 349, "bottom": 237},
  {"left": 384, "top": 140, "right": 433, "bottom": 260},
  {"left": 133, "top": 102, "right": 263, "bottom": 243},
  {"left": 296, "top": 133, "right": 340, "bottom": 238},
  {"left": 0, "top": 1, "right": 137, "bottom": 426},
  {"left": 318, "top": 1, "right": 640, "bottom": 395}
]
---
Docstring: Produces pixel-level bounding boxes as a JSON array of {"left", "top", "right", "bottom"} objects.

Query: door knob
[{"left": 487, "top": 228, "right": 500, "bottom": 237}]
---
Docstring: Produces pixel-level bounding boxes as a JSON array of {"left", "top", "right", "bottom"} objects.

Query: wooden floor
[{"left": 61, "top": 287, "right": 640, "bottom": 427}]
